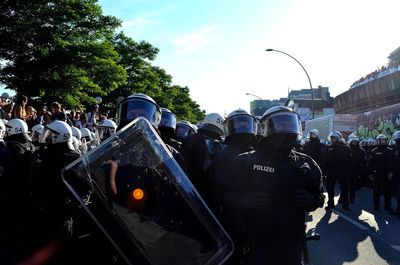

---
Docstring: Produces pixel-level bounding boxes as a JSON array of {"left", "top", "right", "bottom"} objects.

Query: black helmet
[
  {"left": 224, "top": 109, "right": 257, "bottom": 137},
  {"left": 259, "top": 106, "right": 302, "bottom": 138},
  {"left": 116, "top": 93, "right": 161, "bottom": 129},
  {"left": 159, "top": 108, "right": 177, "bottom": 130}
]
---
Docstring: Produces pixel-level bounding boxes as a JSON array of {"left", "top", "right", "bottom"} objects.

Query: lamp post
[
  {"left": 266, "top": 48, "right": 314, "bottom": 119},
  {"left": 245, "top": 92, "right": 262, "bottom": 100}
]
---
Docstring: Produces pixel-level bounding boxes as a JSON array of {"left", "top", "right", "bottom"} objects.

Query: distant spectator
[
  {"left": 86, "top": 104, "right": 99, "bottom": 131},
  {"left": 12, "top": 95, "right": 28, "bottom": 120},
  {"left": 75, "top": 113, "right": 88, "bottom": 129},
  {"left": 26, "top": 106, "right": 39, "bottom": 130}
]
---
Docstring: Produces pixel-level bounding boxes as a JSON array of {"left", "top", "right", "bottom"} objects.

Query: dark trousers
[
  {"left": 349, "top": 174, "right": 360, "bottom": 201},
  {"left": 372, "top": 176, "right": 391, "bottom": 208},
  {"left": 327, "top": 174, "right": 349, "bottom": 206}
]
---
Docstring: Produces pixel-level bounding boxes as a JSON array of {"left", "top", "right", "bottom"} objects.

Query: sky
[{"left": 2, "top": 0, "right": 400, "bottom": 116}]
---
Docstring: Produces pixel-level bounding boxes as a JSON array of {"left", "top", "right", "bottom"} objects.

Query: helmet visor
[
  {"left": 159, "top": 112, "right": 177, "bottom": 129},
  {"left": 175, "top": 124, "right": 192, "bottom": 139},
  {"left": 118, "top": 99, "right": 160, "bottom": 125},
  {"left": 225, "top": 115, "right": 256, "bottom": 137},
  {"left": 262, "top": 112, "right": 302, "bottom": 137}
]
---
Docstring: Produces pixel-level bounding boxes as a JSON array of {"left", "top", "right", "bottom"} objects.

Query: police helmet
[
  {"left": 175, "top": 120, "right": 197, "bottom": 140},
  {"left": 348, "top": 136, "right": 360, "bottom": 145},
  {"left": 307, "top": 129, "right": 320, "bottom": 140},
  {"left": 360, "top": 139, "right": 368, "bottom": 147},
  {"left": 376, "top": 134, "right": 388, "bottom": 145},
  {"left": 41, "top": 120, "right": 73, "bottom": 144},
  {"left": 81, "top": 127, "right": 93, "bottom": 141},
  {"left": 31, "top": 124, "right": 44, "bottom": 142},
  {"left": 201, "top": 113, "right": 224, "bottom": 136},
  {"left": 116, "top": 93, "right": 161, "bottom": 128},
  {"left": 95, "top": 119, "right": 117, "bottom": 141},
  {"left": 5, "top": 118, "right": 29, "bottom": 137},
  {"left": 259, "top": 106, "right": 302, "bottom": 138},
  {"left": 72, "top": 136, "right": 81, "bottom": 151},
  {"left": 328, "top": 131, "right": 342, "bottom": 142},
  {"left": 392, "top": 130, "right": 400, "bottom": 142},
  {"left": 224, "top": 109, "right": 257, "bottom": 137},
  {"left": 159, "top": 108, "right": 177, "bottom": 130},
  {"left": 368, "top": 138, "right": 376, "bottom": 146},
  {"left": 71, "top": 126, "right": 82, "bottom": 140}
]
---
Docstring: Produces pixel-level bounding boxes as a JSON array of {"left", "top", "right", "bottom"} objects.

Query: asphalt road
[{"left": 306, "top": 187, "right": 400, "bottom": 265}]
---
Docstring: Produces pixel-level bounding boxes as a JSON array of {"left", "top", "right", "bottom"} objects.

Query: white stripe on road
[{"left": 332, "top": 209, "right": 368, "bottom": 230}]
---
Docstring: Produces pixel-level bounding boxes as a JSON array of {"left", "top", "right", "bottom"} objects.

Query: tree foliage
[{"left": 0, "top": 0, "right": 204, "bottom": 122}]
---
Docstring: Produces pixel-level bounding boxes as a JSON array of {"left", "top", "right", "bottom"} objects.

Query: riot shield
[{"left": 62, "top": 117, "right": 233, "bottom": 265}]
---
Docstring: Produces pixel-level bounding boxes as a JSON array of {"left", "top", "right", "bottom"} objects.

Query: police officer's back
[
  {"left": 219, "top": 106, "right": 324, "bottom": 265},
  {"left": 181, "top": 113, "right": 224, "bottom": 203},
  {"left": 323, "top": 131, "right": 352, "bottom": 210},
  {"left": 368, "top": 134, "right": 393, "bottom": 211},
  {"left": 303, "top": 129, "right": 325, "bottom": 168}
]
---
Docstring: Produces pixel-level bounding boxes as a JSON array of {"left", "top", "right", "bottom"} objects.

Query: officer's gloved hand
[
  {"left": 291, "top": 189, "right": 313, "bottom": 209},
  {"left": 240, "top": 192, "right": 272, "bottom": 210}
]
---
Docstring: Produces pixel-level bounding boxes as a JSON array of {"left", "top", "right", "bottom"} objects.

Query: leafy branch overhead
[{"left": 0, "top": 0, "right": 204, "bottom": 123}]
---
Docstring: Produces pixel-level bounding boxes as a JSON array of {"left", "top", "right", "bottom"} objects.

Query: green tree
[{"left": 0, "top": 0, "right": 126, "bottom": 108}]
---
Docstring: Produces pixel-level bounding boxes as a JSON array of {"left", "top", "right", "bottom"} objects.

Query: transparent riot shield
[{"left": 62, "top": 117, "right": 233, "bottom": 265}]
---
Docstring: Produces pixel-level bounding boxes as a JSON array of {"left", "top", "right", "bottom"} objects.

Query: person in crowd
[
  {"left": 211, "top": 109, "right": 257, "bottom": 264},
  {"left": 180, "top": 112, "right": 224, "bottom": 202},
  {"left": 86, "top": 104, "right": 99, "bottom": 131},
  {"left": 348, "top": 135, "right": 366, "bottom": 203},
  {"left": 75, "top": 112, "right": 88, "bottom": 129},
  {"left": 368, "top": 134, "right": 394, "bottom": 211},
  {"left": 174, "top": 120, "right": 197, "bottom": 143},
  {"left": 218, "top": 106, "right": 324, "bottom": 265},
  {"left": 158, "top": 108, "right": 181, "bottom": 151},
  {"left": 323, "top": 131, "right": 352, "bottom": 210},
  {"left": 391, "top": 130, "right": 400, "bottom": 217},
  {"left": 12, "top": 95, "right": 28, "bottom": 120},
  {"left": 303, "top": 129, "right": 325, "bottom": 169},
  {"left": 25, "top": 106, "right": 39, "bottom": 130}
]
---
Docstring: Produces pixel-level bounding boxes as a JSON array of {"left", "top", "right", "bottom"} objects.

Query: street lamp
[
  {"left": 245, "top": 92, "right": 262, "bottom": 100},
  {"left": 266, "top": 48, "right": 314, "bottom": 119}
]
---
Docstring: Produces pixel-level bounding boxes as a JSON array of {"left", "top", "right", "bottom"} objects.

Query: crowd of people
[{"left": 0, "top": 91, "right": 398, "bottom": 264}]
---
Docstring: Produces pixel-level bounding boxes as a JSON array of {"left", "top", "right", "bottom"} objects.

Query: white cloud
[
  {"left": 121, "top": 16, "right": 158, "bottom": 31},
  {"left": 172, "top": 26, "right": 220, "bottom": 55}
]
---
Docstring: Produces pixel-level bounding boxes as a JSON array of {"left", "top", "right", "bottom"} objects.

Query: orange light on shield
[{"left": 132, "top": 188, "right": 144, "bottom": 200}]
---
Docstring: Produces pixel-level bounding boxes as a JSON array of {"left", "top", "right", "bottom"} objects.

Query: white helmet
[
  {"left": 201, "top": 113, "right": 224, "bottom": 135},
  {"left": 1, "top": 119, "right": 8, "bottom": 125},
  {"left": 259, "top": 106, "right": 302, "bottom": 138},
  {"left": 31, "top": 124, "right": 45, "bottom": 142},
  {"left": 72, "top": 136, "right": 81, "bottom": 152},
  {"left": 81, "top": 128, "right": 93, "bottom": 141},
  {"left": 42, "top": 120, "right": 72, "bottom": 144},
  {"left": 5, "top": 118, "right": 29, "bottom": 136},
  {"left": 224, "top": 109, "right": 257, "bottom": 137},
  {"left": 96, "top": 119, "right": 117, "bottom": 141},
  {"left": 328, "top": 131, "right": 342, "bottom": 142},
  {"left": 376, "top": 134, "right": 388, "bottom": 145},
  {"left": 392, "top": 130, "right": 400, "bottom": 142},
  {"left": 348, "top": 136, "right": 359, "bottom": 144},
  {"left": 71, "top": 127, "right": 82, "bottom": 140},
  {"left": 0, "top": 119, "right": 5, "bottom": 139},
  {"left": 159, "top": 108, "right": 177, "bottom": 130},
  {"left": 307, "top": 129, "right": 320, "bottom": 140}
]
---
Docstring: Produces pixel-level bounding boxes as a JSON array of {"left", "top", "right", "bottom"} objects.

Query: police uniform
[
  {"left": 219, "top": 148, "right": 324, "bottom": 265},
  {"left": 368, "top": 145, "right": 393, "bottom": 210}
]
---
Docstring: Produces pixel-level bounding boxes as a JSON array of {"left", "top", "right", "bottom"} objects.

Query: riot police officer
[
  {"left": 368, "top": 134, "right": 393, "bottom": 211},
  {"left": 324, "top": 131, "right": 352, "bottom": 210},
  {"left": 218, "top": 106, "right": 324, "bottom": 265},
  {"left": 174, "top": 120, "right": 197, "bottom": 142},
  {"left": 211, "top": 109, "right": 257, "bottom": 264},
  {"left": 303, "top": 129, "right": 325, "bottom": 169},
  {"left": 391, "top": 131, "right": 400, "bottom": 217},
  {"left": 348, "top": 135, "right": 366, "bottom": 203},
  {"left": 158, "top": 108, "right": 181, "bottom": 151},
  {"left": 180, "top": 112, "right": 224, "bottom": 204}
]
